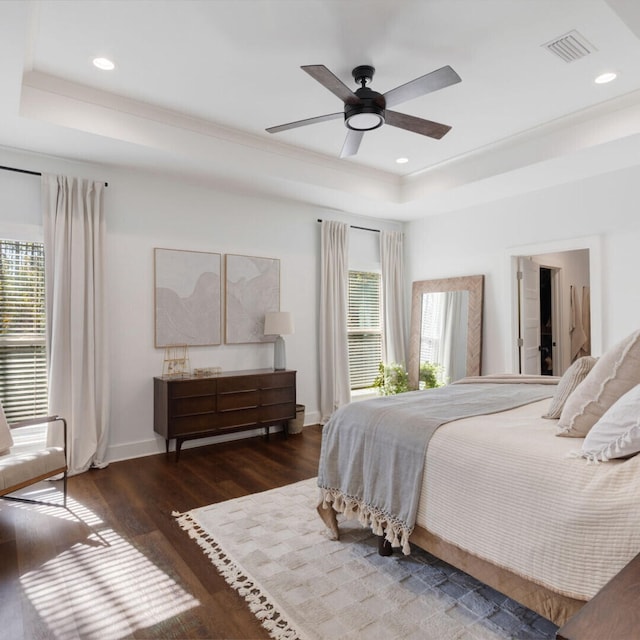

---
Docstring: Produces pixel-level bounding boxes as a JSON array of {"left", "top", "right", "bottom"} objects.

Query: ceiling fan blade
[
  {"left": 383, "top": 65, "right": 461, "bottom": 109},
  {"left": 340, "top": 130, "right": 364, "bottom": 158},
  {"left": 385, "top": 110, "right": 452, "bottom": 139},
  {"left": 302, "top": 65, "right": 360, "bottom": 105},
  {"left": 266, "top": 112, "right": 343, "bottom": 134}
]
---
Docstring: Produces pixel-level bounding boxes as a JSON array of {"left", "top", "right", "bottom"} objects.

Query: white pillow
[
  {"left": 557, "top": 329, "right": 640, "bottom": 437},
  {"left": 581, "top": 384, "right": 640, "bottom": 461},
  {"left": 0, "top": 402, "right": 14, "bottom": 455},
  {"left": 543, "top": 356, "right": 597, "bottom": 419}
]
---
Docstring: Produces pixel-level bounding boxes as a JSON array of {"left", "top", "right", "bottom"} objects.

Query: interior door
[{"left": 519, "top": 257, "right": 541, "bottom": 374}]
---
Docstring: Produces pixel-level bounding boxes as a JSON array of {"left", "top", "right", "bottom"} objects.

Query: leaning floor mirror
[{"left": 408, "top": 275, "right": 484, "bottom": 389}]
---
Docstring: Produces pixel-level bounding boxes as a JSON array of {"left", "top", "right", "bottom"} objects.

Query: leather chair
[{"left": 0, "top": 403, "right": 68, "bottom": 508}]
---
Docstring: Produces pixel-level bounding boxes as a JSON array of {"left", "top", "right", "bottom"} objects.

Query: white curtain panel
[
  {"left": 319, "top": 220, "right": 350, "bottom": 423},
  {"left": 42, "top": 174, "right": 109, "bottom": 475},
  {"left": 380, "top": 230, "right": 407, "bottom": 368}
]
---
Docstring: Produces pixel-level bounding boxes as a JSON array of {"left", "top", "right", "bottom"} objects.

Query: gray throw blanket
[{"left": 317, "top": 382, "right": 555, "bottom": 553}]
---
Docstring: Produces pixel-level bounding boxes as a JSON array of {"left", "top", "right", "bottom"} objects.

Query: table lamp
[{"left": 264, "top": 311, "right": 294, "bottom": 370}]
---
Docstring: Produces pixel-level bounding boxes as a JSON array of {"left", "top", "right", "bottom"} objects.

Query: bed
[{"left": 317, "top": 334, "right": 640, "bottom": 626}]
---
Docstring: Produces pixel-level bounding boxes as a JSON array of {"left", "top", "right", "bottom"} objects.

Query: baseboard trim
[{"left": 105, "top": 412, "right": 321, "bottom": 463}]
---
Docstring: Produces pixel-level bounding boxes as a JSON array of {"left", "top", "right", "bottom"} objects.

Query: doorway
[
  {"left": 511, "top": 245, "right": 594, "bottom": 376},
  {"left": 517, "top": 259, "right": 560, "bottom": 375},
  {"left": 539, "top": 267, "right": 555, "bottom": 375}
]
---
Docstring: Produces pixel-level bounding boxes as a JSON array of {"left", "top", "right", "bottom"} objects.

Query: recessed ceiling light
[
  {"left": 396, "top": 157, "right": 409, "bottom": 164},
  {"left": 594, "top": 72, "right": 617, "bottom": 84},
  {"left": 93, "top": 57, "right": 115, "bottom": 71}
]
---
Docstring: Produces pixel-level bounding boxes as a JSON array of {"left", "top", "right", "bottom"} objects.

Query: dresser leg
[{"left": 175, "top": 438, "right": 183, "bottom": 462}]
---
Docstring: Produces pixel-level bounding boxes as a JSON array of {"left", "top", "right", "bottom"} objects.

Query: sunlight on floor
[{"left": 16, "top": 495, "right": 200, "bottom": 640}]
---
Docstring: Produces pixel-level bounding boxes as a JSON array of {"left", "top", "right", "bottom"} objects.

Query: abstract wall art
[
  {"left": 154, "top": 248, "right": 221, "bottom": 347},
  {"left": 225, "top": 254, "right": 280, "bottom": 344}
]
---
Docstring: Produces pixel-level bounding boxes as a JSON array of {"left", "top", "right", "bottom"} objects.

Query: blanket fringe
[
  {"left": 174, "top": 511, "right": 302, "bottom": 640},
  {"left": 318, "top": 486, "right": 413, "bottom": 555},
  {"left": 566, "top": 449, "right": 603, "bottom": 464}
]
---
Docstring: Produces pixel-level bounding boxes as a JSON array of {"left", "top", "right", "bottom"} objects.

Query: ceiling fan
[{"left": 266, "top": 64, "right": 461, "bottom": 158}]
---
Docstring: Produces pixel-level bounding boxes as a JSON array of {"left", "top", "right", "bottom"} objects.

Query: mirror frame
[{"left": 408, "top": 275, "right": 484, "bottom": 389}]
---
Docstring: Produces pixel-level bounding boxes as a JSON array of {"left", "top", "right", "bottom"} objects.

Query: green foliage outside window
[
  {"left": 373, "top": 361, "right": 444, "bottom": 395},
  {"left": 419, "top": 361, "right": 445, "bottom": 390}
]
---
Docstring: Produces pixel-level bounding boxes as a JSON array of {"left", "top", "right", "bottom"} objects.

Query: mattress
[{"left": 416, "top": 398, "right": 640, "bottom": 600}]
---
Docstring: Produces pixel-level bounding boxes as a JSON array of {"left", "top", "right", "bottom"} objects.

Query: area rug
[{"left": 175, "top": 478, "right": 558, "bottom": 640}]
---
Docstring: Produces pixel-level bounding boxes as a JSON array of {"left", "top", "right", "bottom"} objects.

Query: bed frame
[
  {"left": 318, "top": 504, "right": 584, "bottom": 627},
  {"left": 408, "top": 525, "right": 585, "bottom": 627}
]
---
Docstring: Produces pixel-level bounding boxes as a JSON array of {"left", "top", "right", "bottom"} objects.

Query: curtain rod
[
  {"left": 316, "top": 218, "right": 379, "bottom": 233},
  {"left": 0, "top": 164, "right": 109, "bottom": 187}
]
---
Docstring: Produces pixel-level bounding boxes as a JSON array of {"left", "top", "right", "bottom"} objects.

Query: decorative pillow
[
  {"left": 581, "top": 384, "right": 640, "bottom": 461},
  {"left": 542, "top": 356, "right": 597, "bottom": 419},
  {"left": 557, "top": 329, "right": 640, "bottom": 437},
  {"left": 0, "top": 402, "right": 14, "bottom": 455}
]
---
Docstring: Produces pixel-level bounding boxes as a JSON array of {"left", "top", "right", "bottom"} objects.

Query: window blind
[
  {"left": 348, "top": 271, "right": 382, "bottom": 389},
  {"left": 0, "top": 241, "right": 48, "bottom": 421}
]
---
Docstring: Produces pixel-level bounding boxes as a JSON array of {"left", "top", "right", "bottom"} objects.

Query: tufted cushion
[
  {"left": 557, "top": 329, "right": 640, "bottom": 437},
  {"left": 0, "top": 403, "right": 14, "bottom": 456},
  {"left": 543, "top": 356, "right": 597, "bottom": 419}
]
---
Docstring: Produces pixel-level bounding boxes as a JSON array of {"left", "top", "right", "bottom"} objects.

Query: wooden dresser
[{"left": 154, "top": 368, "right": 296, "bottom": 460}]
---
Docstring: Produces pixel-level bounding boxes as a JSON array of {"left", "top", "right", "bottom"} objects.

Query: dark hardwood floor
[{"left": 0, "top": 425, "right": 323, "bottom": 640}]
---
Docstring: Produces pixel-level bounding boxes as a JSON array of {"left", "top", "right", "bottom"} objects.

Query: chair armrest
[
  {"left": 8, "top": 415, "right": 67, "bottom": 455},
  {"left": 9, "top": 415, "right": 64, "bottom": 429}
]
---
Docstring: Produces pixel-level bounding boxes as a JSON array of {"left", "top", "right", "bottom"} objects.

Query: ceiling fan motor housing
[{"left": 345, "top": 86, "right": 386, "bottom": 131}]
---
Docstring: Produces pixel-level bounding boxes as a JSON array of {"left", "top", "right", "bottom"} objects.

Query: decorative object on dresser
[
  {"left": 154, "top": 248, "right": 221, "bottom": 347},
  {"left": 264, "top": 311, "right": 294, "bottom": 370},
  {"left": 192, "top": 366, "right": 222, "bottom": 378},
  {"left": 162, "top": 344, "right": 190, "bottom": 378},
  {"left": 154, "top": 369, "right": 296, "bottom": 461},
  {"left": 225, "top": 254, "right": 280, "bottom": 344}
]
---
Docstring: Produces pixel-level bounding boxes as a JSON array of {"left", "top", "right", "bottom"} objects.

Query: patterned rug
[{"left": 175, "top": 478, "right": 558, "bottom": 640}]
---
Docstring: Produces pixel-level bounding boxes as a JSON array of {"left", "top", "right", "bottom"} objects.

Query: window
[
  {"left": 419, "top": 291, "right": 445, "bottom": 367},
  {"left": 0, "top": 240, "right": 47, "bottom": 421},
  {"left": 348, "top": 270, "right": 382, "bottom": 389}
]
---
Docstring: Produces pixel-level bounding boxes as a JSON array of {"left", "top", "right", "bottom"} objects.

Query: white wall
[
  {"left": 405, "top": 162, "right": 640, "bottom": 375},
  {"left": 5, "top": 143, "right": 640, "bottom": 462},
  {"left": 0, "top": 147, "right": 401, "bottom": 461}
]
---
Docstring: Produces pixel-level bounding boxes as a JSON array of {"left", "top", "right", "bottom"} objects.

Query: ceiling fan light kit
[{"left": 267, "top": 63, "right": 461, "bottom": 157}]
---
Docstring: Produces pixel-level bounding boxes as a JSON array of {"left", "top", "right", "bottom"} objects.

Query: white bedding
[{"left": 416, "top": 398, "right": 640, "bottom": 600}]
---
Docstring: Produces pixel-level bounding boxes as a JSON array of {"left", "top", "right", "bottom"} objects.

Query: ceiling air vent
[{"left": 543, "top": 30, "right": 596, "bottom": 63}]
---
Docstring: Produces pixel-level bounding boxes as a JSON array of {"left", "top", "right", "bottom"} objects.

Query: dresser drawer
[
  {"left": 170, "top": 379, "right": 217, "bottom": 398},
  {"left": 261, "top": 386, "right": 295, "bottom": 406},
  {"left": 260, "top": 371, "right": 295, "bottom": 389},
  {"left": 260, "top": 402, "right": 295, "bottom": 423},
  {"left": 218, "top": 376, "right": 260, "bottom": 393},
  {"left": 217, "top": 407, "right": 259, "bottom": 428},
  {"left": 171, "top": 413, "right": 218, "bottom": 435},
  {"left": 217, "top": 390, "right": 260, "bottom": 411},
  {"left": 171, "top": 395, "right": 217, "bottom": 416}
]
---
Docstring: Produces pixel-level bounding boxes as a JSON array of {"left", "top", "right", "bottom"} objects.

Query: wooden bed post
[{"left": 377, "top": 535, "right": 393, "bottom": 556}]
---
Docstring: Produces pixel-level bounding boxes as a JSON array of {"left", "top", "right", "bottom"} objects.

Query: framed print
[
  {"left": 225, "top": 254, "right": 280, "bottom": 344},
  {"left": 154, "top": 248, "right": 221, "bottom": 347}
]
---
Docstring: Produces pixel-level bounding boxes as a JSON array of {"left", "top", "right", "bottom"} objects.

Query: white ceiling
[{"left": 2, "top": 0, "right": 640, "bottom": 220}]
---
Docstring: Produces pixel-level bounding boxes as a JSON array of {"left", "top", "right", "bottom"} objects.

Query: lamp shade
[{"left": 264, "top": 311, "right": 294, "bottom": 336}]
